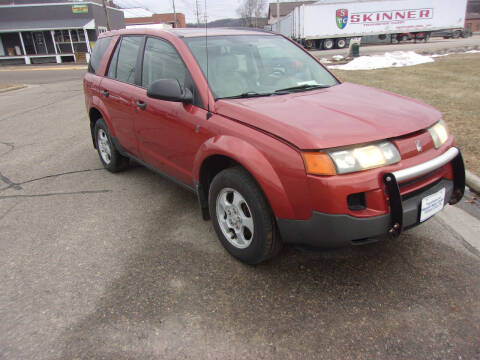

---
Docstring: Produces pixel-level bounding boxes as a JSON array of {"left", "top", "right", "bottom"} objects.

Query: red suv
[{"left": 83, "top": 28, "right": 465, "bottom": 264}]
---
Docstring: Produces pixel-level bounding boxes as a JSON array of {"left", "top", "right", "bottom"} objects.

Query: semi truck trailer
[{"left": 271, "top": 0, "right": 468, "bottom": 50}]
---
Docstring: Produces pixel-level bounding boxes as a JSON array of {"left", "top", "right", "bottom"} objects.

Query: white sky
[{"left": 113, "top": 0, "right": 248, "bottom": 23}]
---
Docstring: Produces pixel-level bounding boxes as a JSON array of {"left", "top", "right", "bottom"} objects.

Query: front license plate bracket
[{"left": 383, "top": 173, "right": 403, "bottom": 237}]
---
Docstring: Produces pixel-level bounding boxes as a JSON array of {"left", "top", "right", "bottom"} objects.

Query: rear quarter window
[{"left": 88, "top": 37, "right": 112, "bottom": 74}]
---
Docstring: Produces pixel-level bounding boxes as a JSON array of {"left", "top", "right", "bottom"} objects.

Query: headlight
[
  {"left": 428, "top": 119, "right": 449, "bottom": 148},
  {"left": 303, "top": 141, "right": 401, "bottom": 175}
]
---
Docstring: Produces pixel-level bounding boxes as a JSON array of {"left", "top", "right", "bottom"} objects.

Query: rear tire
[
  {"left": 335, "top": 38, "right": 347, "bottom": 49},
  {"left": 323, "top": 39, "right": 334, "bottom": 50},
  {"left": 94, "top": 118, "right": 129, "bottom": 172},
  {"left": 208, "top": 166, "right": 282, "bottom": 264}
]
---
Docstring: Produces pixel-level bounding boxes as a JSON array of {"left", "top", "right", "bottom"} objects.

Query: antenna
[{"left": 204, "top": 0, "right": 210, "bottom": 114}]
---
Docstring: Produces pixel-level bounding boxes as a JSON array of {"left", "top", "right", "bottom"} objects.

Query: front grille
[
  {"left": 399, "top": 168, "right": 442, "bottom": 189},
  {"left": 401, "top": 178, "right": 442, "bottom": 201}
]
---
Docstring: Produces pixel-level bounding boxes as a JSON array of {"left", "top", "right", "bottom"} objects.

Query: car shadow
[{"left": 57, "top": 168, "right": 480, "bottom": 360}]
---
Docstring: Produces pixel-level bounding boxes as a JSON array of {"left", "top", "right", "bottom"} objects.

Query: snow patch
[
  {"left": 465, "top": 50, "right": 480, "bottom": 54},
  {"left": 329, "top": 51, "right": 434, "bottom": 71},
  {"left": 332, "top": 55, "right": 344, "bottom": 61}
]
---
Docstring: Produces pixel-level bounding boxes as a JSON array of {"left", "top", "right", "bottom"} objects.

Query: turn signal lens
[
  {"left": 428, "top": 119, "right": 449, "bottom": 148},
  {"left": 303, "top": 152, "right": 337, "bottom": 176}
]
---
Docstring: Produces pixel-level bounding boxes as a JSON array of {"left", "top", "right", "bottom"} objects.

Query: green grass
[
  {"left": 330, "top": 53, "right": 480, "bottom": 175},
  {"left": 0, "top": 83, "right": 17, "bottom": 90}
]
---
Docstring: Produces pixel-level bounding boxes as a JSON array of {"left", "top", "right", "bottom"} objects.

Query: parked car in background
[
  {"left": 83, "top": 28, "right": 465, "bottom": 264},
  {"left": 394, "top": 32, "right": 431, "bottom": 42},
  {"left": 432, "top": 29, "right": 472, "bottom": 39}
]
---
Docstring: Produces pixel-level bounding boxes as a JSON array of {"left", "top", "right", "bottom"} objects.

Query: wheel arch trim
[
  {"left": 89, "top": 96, "right": 116, "bottom": 138},
  {"left": 193, "top": 135, "right": 296, "bottom": 219}
]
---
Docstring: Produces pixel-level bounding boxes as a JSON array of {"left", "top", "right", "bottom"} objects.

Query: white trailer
[{"left": 271, "top": 0, "right": 468, "bottom": 50}]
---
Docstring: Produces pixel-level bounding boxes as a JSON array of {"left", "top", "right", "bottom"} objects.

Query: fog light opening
[{"left": 347, "top": 192, "right": 366, "bottom": 211}]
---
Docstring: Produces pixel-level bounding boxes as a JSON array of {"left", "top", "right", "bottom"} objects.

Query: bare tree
[{"left": 237, "top": 0, "right": 267, "bottom": 27}]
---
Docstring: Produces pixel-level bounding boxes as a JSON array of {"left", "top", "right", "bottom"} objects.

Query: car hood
[{"left": 214, "top": 82, "right": 441, "bottom": 149}]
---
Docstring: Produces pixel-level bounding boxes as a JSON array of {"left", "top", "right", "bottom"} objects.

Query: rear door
[
  {"left": 99, "top": 35, "right": 144, "bottom": 158},
  {"left": 134, "top": 36, "right": 210, "bottom": 187}
]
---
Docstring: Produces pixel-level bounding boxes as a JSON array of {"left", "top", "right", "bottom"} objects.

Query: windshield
[{"left": 183, "top": 35, "right": 338, "bottom": 99}]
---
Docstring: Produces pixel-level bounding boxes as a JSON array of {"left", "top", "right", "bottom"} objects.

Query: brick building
[
  {"left": 122, "top": 8, "right": 186, "bottom": 28},
  {"left": 467, "top": 0, "right": 480, "bottom": 32}
]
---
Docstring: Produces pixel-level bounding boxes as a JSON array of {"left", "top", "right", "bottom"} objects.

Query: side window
[
  {"left": 88, "top": 37, "right": 111, "bottom": 74},
  {"left": 107, "top": 40, "right": 120, "bottom": 79},
  {"left": 142, "top": 37, "right": 187, "bottom": 89},
  {"left": 108, "top": 36, "right": 143, "bottom": 84}
]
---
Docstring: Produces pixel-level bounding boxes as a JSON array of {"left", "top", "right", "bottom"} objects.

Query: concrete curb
[
  {"left": 0, "top": 85, "right": 26, "bottom": 94},
  {"left": 466, "top": 170, "right": 480, "bottom": 194}
]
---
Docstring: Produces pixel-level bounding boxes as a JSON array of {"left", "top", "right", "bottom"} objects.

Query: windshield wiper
[
  {"left": 274, "top": 84, "right": 331, "bottom": 94},
  {"left": 218, "top": 91, "right": 274, "bottom": 100}
]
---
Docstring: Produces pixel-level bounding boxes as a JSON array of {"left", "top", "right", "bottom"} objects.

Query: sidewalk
[{"left": 0, "top": 64, "right": 87, "bottom": 72}]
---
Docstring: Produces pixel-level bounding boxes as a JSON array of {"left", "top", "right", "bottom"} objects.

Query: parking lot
[{"left": 0, "top": 69, "right": 479, "bottom": 359}]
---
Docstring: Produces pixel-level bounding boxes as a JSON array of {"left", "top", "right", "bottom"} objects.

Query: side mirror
[{"left": 147, "top": 79, "right": 193, "bottom": 103}]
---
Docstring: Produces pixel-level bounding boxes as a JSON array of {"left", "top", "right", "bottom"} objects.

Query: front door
[{"left": 134, "top": 36, "right": 210, "bottom": 186}]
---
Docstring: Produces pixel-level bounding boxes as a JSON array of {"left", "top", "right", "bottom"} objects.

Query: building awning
[{"left": 0, "top": 18, "right": 95, "bottom": 32}]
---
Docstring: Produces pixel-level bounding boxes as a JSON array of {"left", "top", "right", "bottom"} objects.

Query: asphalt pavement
[{"left": 0, "top": 68, "right": 479, "bottom": 360}]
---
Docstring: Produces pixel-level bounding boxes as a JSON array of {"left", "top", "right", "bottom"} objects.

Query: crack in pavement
[
  {"left": 0, "top": 171, "right": 22, "bottom": 190},
  {"left": 19, "top": 168, "right": 105, "bottom": 186},
  {"left": 0, "top": 189, "right": 111, "bottom": 200},
  {"left": 0, "top": 168, "right": 105, "bottom": 192}
]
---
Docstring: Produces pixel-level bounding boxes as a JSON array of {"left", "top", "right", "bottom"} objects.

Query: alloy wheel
[
  {"left": 216, "top": 187, "right": 254, "bottom": 249},
  {"left": 97, "top": 128, "right": 112, "bottom": 165}
]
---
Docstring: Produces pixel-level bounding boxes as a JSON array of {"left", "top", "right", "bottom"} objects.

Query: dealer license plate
[{"left": 420, "top": 188, "right": 446, "bottom": 222}]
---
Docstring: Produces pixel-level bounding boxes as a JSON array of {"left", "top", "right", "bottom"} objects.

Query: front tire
[
  {"left": 94, "top": 118, "right": 129, "bottom": 172},
  {"left": 208, "top": 167, "right": 282, "bottom": 264}
]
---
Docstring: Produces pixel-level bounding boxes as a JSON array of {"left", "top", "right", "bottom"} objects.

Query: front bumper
[{"left": 276, "top": 148, "right": 465, "bottom": 248}]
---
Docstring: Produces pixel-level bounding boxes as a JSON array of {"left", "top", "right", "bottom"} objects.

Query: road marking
[{"left": 437, "top": 205, "right": 480, "bottom": 253}]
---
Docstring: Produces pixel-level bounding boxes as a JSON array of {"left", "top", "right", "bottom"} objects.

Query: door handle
[
  {"left": 101, "top": 89, "right": 109, "bottom": 97},
  {"left": 136, "top": 100, "right": 146, "bottom": 110}
]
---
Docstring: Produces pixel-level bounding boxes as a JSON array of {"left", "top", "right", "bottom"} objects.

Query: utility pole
[
  {"left": 276, "top": 0, "right": 280, "bottom": 33},
  {"left": 195, "top": 0, "right": 200, "bottom": 25},
  {"left": 102, "top": 0, "right": 111, "bottom": 31},
  {"left": 172, "top": 0, "right": 177, "bottom": 28}
]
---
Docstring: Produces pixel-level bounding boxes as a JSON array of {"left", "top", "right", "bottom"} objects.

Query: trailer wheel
[
  {"left": 424, "top": 33, "right": 431, "bottom": 42},
  {"left": 335, "top": 38, "right": 347, "bottom": 49},
  {"left": 323, "top": 39, "right": 334, "bottom": 50}
]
